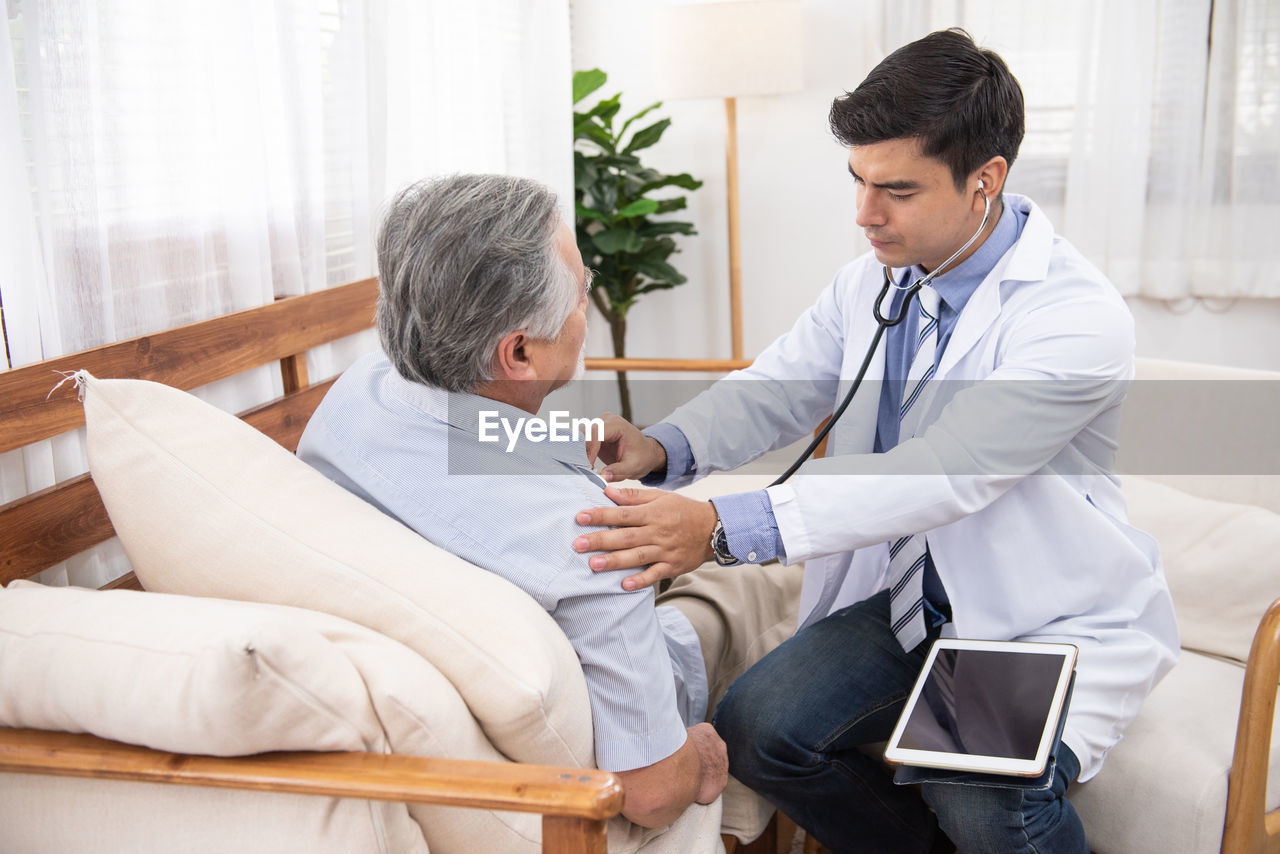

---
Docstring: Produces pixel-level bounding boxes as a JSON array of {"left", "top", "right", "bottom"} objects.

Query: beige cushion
[
  {"left": 1122, "top": 475, "right": 1280, "bottom": 664},
  {"left": 80, "top": 372, "right": 593, "bottom": 770},
  {"left": 1070, "top": 651, "right": 1280, "bottom": 854},
  {"left": 0, "top": 581, "right": 427, "bottom": 854}
]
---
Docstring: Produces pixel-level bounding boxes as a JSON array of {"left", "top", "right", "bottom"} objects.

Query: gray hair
[{"left": 375, "top": 173, "right": 579, "bottom": 392}]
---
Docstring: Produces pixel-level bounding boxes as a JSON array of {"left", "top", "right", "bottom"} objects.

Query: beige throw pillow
[
  {"left": 80, "top": 372, "right": 594, "bottom": 770},
  {"left": 1122, "top": 475, "right": 1280, "bottom": 663}
]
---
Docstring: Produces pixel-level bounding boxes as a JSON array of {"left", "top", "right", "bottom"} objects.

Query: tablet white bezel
[{"left": 882, "top": 638, "right": 1078, "bottom": 777}]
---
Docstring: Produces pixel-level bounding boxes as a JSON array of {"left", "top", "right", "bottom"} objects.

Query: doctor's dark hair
[
  {"left": 830, "top": 28, "right": 1025, "bottom": 189},
  {"left": 375, "top": 174, "right": 578, "bottom": 393}
]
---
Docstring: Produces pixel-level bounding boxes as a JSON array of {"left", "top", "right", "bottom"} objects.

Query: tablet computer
[{"left": 883, "top": 638, "right": 1078, "bottom": 778}]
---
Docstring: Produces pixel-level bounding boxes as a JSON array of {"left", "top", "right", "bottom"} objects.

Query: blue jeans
[{"left": 713, "top": 590, "right": 1088, "bottom": 854}]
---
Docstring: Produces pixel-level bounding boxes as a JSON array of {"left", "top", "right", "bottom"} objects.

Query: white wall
[{"left": 570, "top": 0, "right": 1280, "bottom": 377}]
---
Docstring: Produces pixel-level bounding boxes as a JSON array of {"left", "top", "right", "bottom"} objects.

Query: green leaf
[
  {"left": 615, "top": 198, "right": 659, "bottom": 218},
  {"left": 577, "top": 94, "right": 621, "bottom": 126},
  {"left": 618, "top": 101, "right": 663, "bottom": 140},
  {"left": 576, "top": 122, "right": 616, "bottom": 152},
  {"left": 574, "top": 155, "right": 598, "bottom": 191},
  {"left": 633, "top": 257, "right": 684, "bottom": 282},
  {"left": 623, "top": 118, "right": 672, "bottom": 154},
  {"left": 594, "top": 94, "right": 622, "bottom": 128},
  {"left": 655, "top": 197, "right": 688, "bottom": 214},
  {"left": 636, "top": 280, "right": 680, "bottom": 295},
  {"left": 588, "top": 180, "right": 618, "bottom": 213},
  {"left": 630, "top": 167, "right": 662, "bottom": 184},
  {"left": 597, "top": 153, "right": 642, "bottom": 171},
  {"left": 573, "top": 69, "right": 607, "bottom": 104},
  {"left": 638, "top": 220, "right": 697, "bottom": 237},
  {"left": 575, "top": 202, "right": 611, "bottom": 224},
  {"left": 572, "top": 114, "right": 602, "bottom": 139},
  {"left": 648, "top": 236, "right": 679, "bottom": 257},
  {"left": 593, "top": 228, "right": 645, "bottom": 254},
  {"left": 639, "top": 172, "right": 703, "bottom": 194}
]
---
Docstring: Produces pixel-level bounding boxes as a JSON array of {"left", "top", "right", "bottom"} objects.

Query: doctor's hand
[
  {"left": 584, "top": 413, "right": 667, "bottom": 483},
  {"left": 574, "top": 486, "right": 715, "bottom": 591}
]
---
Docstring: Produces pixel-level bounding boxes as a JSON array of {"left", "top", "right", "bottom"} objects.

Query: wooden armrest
[
  {"left": 1222, "top": 597, "right": 1280, "bottom": 854},
  {"left": 0, "top": 727, "right": 623, "bottom": 853}
]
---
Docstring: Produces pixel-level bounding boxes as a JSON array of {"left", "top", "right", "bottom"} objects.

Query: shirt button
[{"left": 747, "top": 551, "right": 758, "bottom": 562}]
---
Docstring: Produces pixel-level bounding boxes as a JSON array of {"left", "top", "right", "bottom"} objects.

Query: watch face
[{"left": 712, "top": 522, "right": 736, "bottom": 565}]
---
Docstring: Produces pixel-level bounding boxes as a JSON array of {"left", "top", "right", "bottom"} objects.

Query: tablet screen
[
  {"left": 899, "top": 648, "right": 1061, "bottom": 759},
  {"left": 884, "top": 640, "right": 1077, "bottom": 776}
]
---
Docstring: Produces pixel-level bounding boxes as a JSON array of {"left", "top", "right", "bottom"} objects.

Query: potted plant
[{"left": 573, "top": 68, "right": 703, "bottom": 423}]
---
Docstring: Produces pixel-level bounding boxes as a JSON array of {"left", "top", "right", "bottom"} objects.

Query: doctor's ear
[{"left": 973, "top": 156, "right": 1009, "bottom": 201}]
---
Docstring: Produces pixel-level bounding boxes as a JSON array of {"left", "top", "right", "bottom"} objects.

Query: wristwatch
[{"left": 709, "top": 518, "right": 741, "bottom": 567}]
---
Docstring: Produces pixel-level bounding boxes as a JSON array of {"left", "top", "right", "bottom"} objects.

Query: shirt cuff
[
  {"left": 641, "top": 422, "right": 694, "bottom": 486},
  {"left": 709, "top": 490, "right": 784, "bottom": 564}
]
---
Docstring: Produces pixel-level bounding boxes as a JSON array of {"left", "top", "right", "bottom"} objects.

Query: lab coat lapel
[
  {"left": 935, "top": 196, "right": 1054, "bottom": 380},
  {"left": 936, "top": 268, "right": 1003, "bottom": 380}
]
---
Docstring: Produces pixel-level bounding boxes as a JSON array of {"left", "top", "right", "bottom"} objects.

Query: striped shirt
[{"left": 297, "top": 352, "right": 706, "bottom": 772}]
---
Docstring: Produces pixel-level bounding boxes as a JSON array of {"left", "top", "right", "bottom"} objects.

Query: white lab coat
[{"left": 664, "top": 195, "right": 1179, "bottom": 781}]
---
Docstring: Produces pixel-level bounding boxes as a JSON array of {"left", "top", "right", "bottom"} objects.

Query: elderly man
[{"left": 296, "top": 173, "right": 799, "bottom": 832}]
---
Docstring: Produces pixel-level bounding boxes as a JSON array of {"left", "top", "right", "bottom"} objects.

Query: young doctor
[{"left": 573, "top": 28, "right": 1180, "bottom": 854}]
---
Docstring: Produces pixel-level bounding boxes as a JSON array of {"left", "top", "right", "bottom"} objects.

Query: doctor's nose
[{"left": 855, "top": 191, "right": 886, "bottom": 229}]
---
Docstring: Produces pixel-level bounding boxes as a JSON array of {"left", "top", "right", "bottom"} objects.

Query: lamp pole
[
  {"left": 656, "top": 0, "right": 803, "bottom": 363},
  {"left": 724, "top": 95, "right": 743, "bottom": 360}
]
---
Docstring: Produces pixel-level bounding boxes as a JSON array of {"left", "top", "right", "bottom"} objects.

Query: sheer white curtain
[
  {"left": 0, "top": 0, "right": 571, "bottom": 587},
  {"left": 869, "top": 0, "right": 1279, "bottom": 299}
]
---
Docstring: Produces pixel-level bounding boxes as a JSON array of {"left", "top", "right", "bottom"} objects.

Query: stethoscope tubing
[{"left": 769, "top": 190, "right": 992, "bottom": 487}]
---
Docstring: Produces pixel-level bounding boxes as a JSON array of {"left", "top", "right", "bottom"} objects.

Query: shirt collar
[
  {"left": 903, "top": 198, "right": 1021, "bottom": 314},
  {"left": 380, "top": 368, "right": 594, "bottom": 469}
]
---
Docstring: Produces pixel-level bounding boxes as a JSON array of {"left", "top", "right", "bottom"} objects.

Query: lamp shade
[{"left": 656, "top": 0, "right": 804, "bottom": 100}]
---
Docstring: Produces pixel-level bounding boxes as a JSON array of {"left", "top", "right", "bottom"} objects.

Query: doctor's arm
[
  {"left": 767, "top": 291, "right": 1138, "bottom": 560},
  {"left": 590, "top": 274, "right": 854, "bottom": 487},
  {"left": 580, "top": 287, "right": 1137, "bottom": 580}
]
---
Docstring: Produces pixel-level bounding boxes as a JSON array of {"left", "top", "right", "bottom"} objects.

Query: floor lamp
[{"left": 657, "top": 0, "right": 803, "bottom": 360}]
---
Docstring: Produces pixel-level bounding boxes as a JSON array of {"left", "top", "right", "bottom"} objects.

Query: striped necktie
[{"left": 886, "top": 284, "right": 940, "bottom": 653}]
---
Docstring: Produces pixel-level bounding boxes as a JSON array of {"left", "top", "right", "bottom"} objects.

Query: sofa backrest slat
[
  {"left": 239, "top": 378, "right": 339, "bottom": 452},
  {"left": 0, "top": 278, "right": 378, "bottom": 456},
  {"left": 0, "top": 475, "right": 110, "bottom": 586},
  {"left": 0, "top": 279, "right": 380, "bottom": 587}
]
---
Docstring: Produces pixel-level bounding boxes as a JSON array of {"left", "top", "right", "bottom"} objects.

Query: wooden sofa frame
[{"left": 1, "top": 278, "right": 1277, "bottom": 853}]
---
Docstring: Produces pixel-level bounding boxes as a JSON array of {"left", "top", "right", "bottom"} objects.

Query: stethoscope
[{"left": 770, "top": 183, "right": 993, "bottom": 486}]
